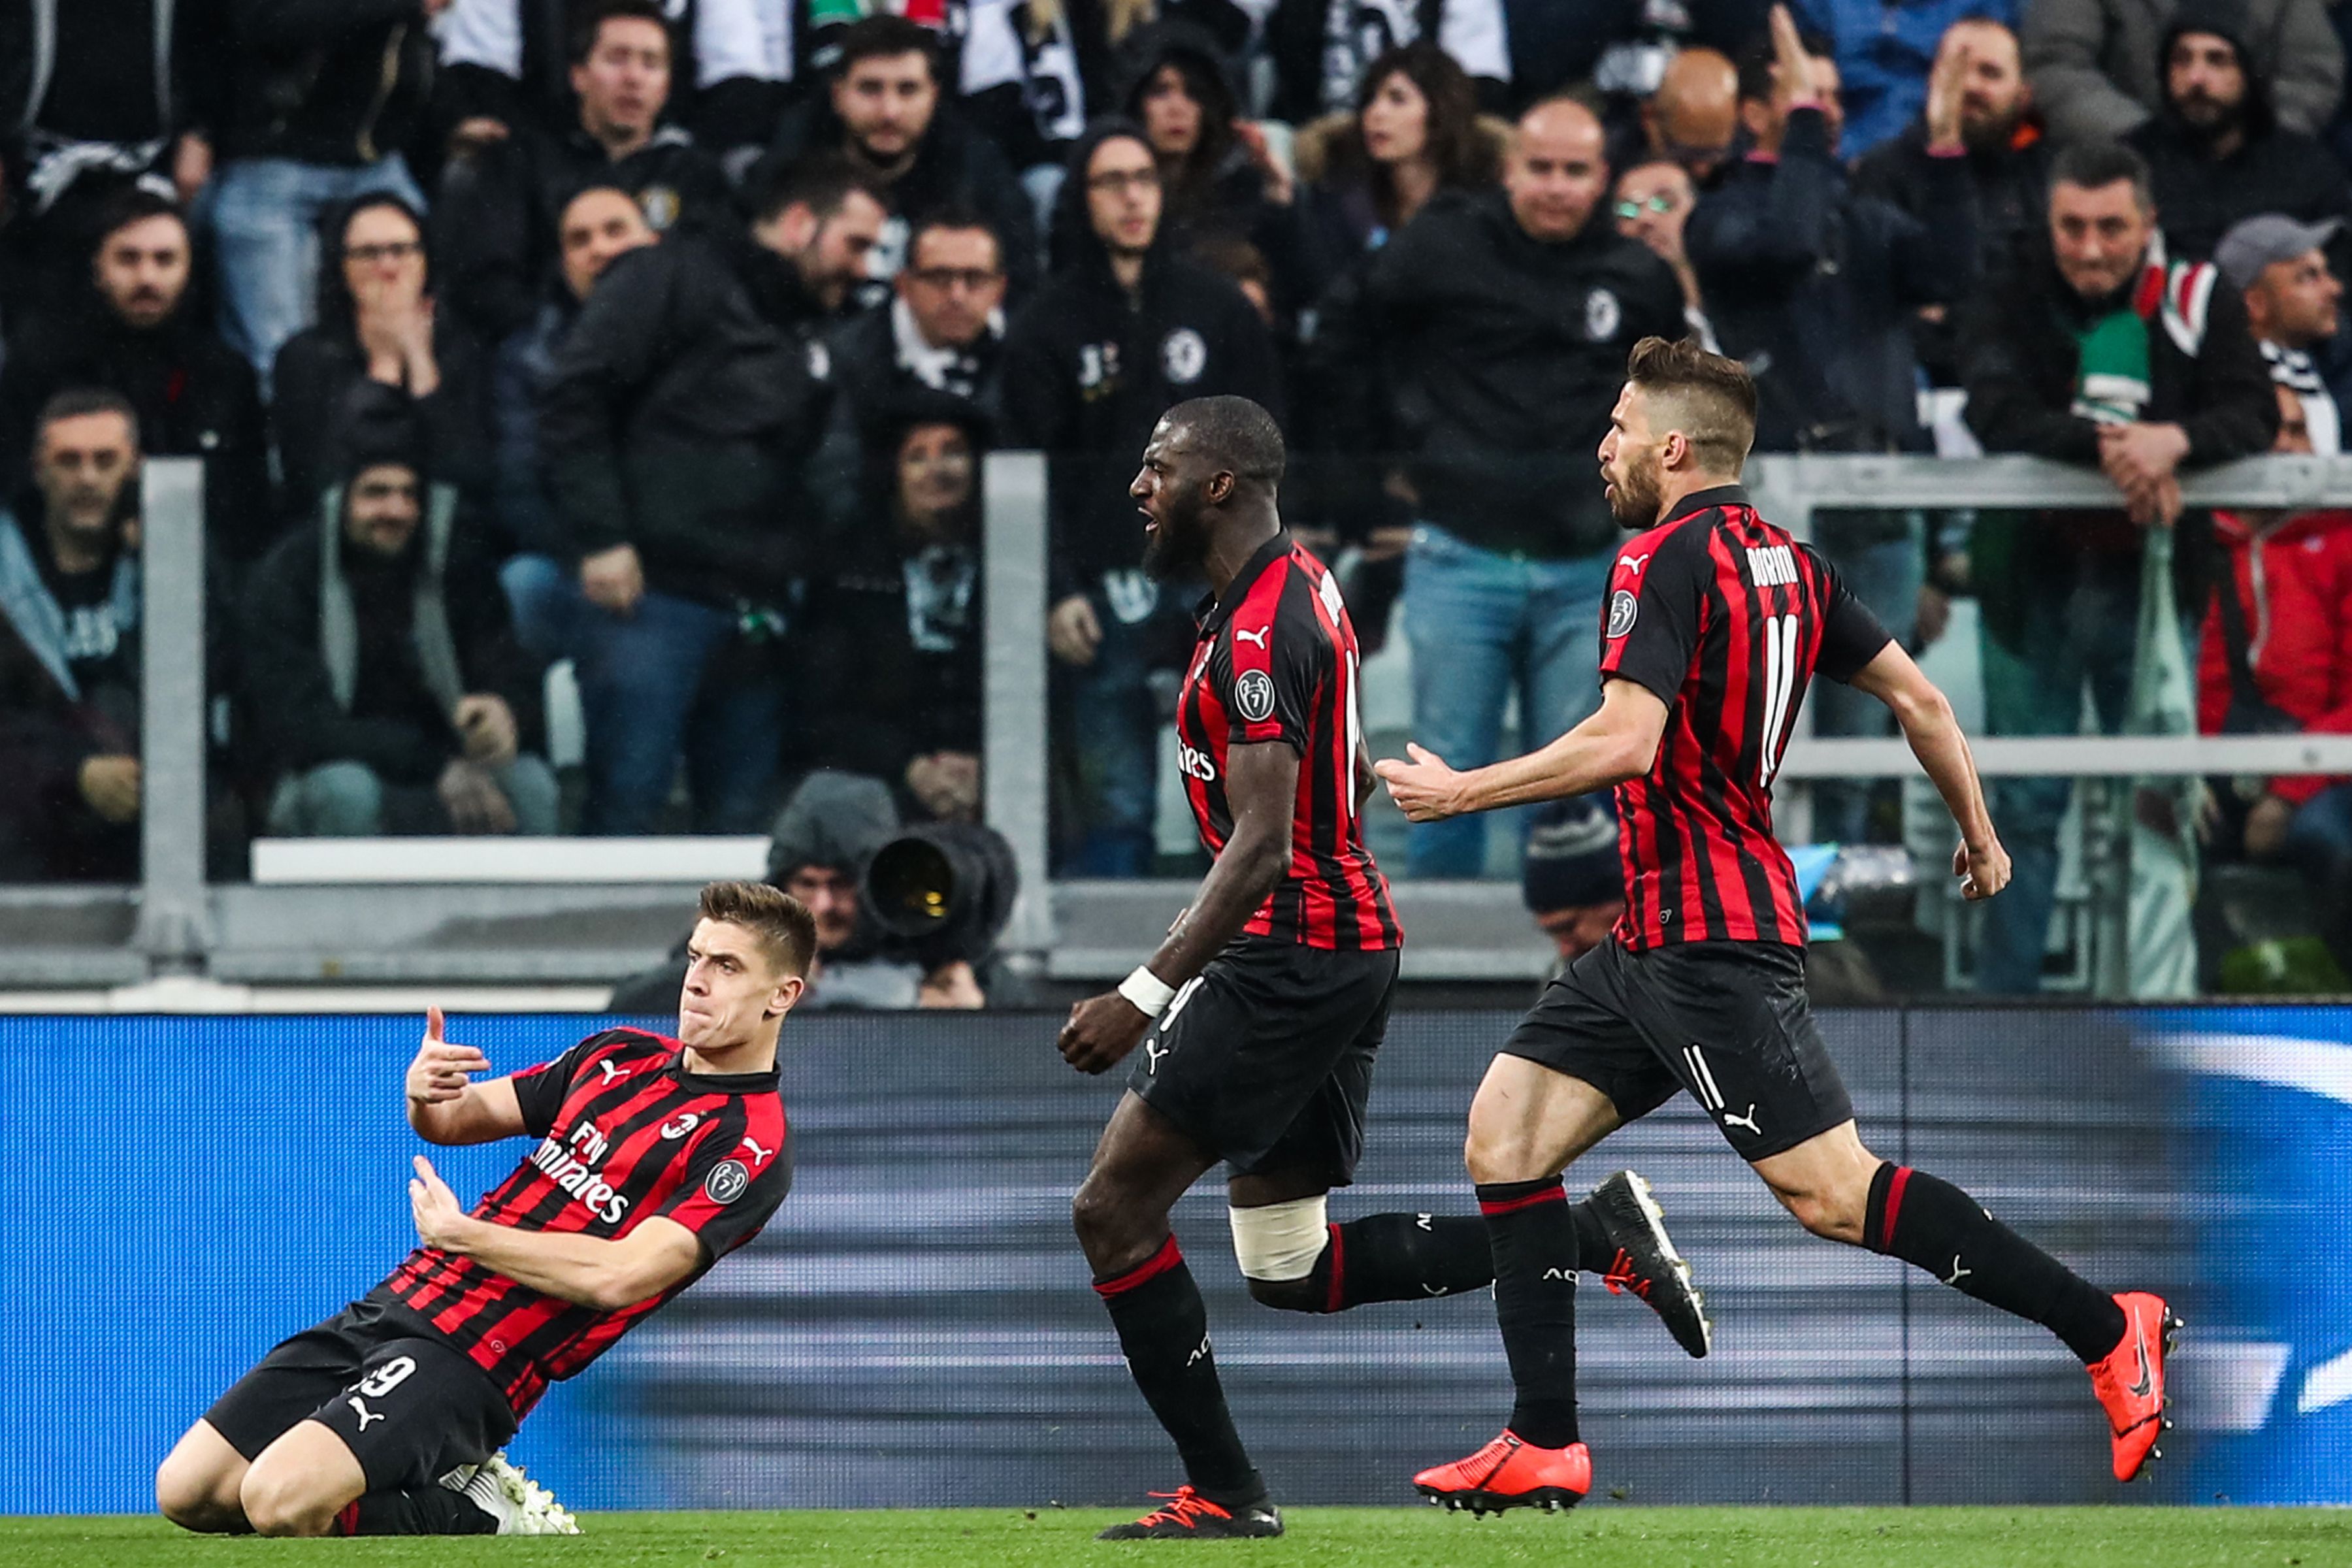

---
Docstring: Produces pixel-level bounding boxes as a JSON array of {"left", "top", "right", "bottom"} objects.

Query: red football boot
[
  {"left": 1413, "top": 1431, "right": 1591, "bottom": 1514},
  {"left": 2085, "top": 1291, "right": 2182, "bottom": 1482}
]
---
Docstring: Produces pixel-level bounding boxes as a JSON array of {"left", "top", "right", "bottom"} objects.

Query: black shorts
[
  {"left": 1503, "top": 939, "right": 1853, "bottom": 1161},
  {"left": 203, "top": 1291, "right": 518, "bottom": 1494},
  {"left": 1129, "top": 939, "right": 1400, "bottom": 1185}
]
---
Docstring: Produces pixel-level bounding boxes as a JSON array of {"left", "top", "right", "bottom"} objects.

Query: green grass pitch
[{"left": 1, "top": 1508, "right": 2345, "bottom": 1567}]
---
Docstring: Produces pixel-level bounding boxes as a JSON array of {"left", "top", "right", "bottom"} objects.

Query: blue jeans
[
  {"left": 206, "top": 155, "right": 426, "bottom": 386},
  {"left": 499, "top": 552, "right": 583, "bottom": 667},
  {"left": 2286, "top": 783, "right": 2352, "bottom": 971},
  {"left": 1401, "top": 524, "right": 1610, "bottom": 877},
  {"left": 1974, "top": 555, "right": 2139, "bottom": 994},
  {"left": 267, "top": 756, "right": 561, "bottom": 836},
  {"left": 1806, "top": 513, "right": 1923, "bottom": 844},
  {"left": 574, "top": 590, "right": 783, "bottom": 836},
  {"left": 1057, "top": 577, "right": 1177, "bottom": 877}
]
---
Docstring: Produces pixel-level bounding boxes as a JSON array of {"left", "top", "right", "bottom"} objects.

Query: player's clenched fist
[
  {"left": 1955, "top": 838, "right": 2011, "bottom": 900},
  {"left": 405, "top": 1005, "right": 492, "bottom": 1103},
  {"left": 1375, "top": 742, "right": 1467, "bottom": 822},
  {"left": 1058, "top": 992, "right": 1152, "bottom": 1075}
]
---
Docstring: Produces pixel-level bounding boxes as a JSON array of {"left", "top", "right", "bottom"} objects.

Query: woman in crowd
[{"left": 270, "top": 195, "right": 488, "bottom": 520}]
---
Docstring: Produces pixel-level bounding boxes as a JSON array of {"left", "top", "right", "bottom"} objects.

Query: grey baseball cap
[{"left": 2215, "top": 213, "right": 2343, "bottom": 291}]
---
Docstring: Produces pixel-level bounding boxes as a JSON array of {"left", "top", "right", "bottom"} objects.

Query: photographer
[{"left": 609, "top": 770, "right": 1018, "bottom": 1013}]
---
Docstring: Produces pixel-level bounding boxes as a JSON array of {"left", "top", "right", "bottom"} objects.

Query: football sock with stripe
[
  {"left": 335, "top": 1488, "right": 498, "bottom": 1535},
  {"left": 1863, "top": 1162, "right": 2127, "bottom": 1363},
  {"left": 1477, "top": 1177, "right": 1581, "bottom": 1448},
  {"left": 1274, "top": 1200, "right": 1614, "bottom": 1313},
  {"left": 1094, "top": 1236, "right": 1264, "bottom": 1501}
]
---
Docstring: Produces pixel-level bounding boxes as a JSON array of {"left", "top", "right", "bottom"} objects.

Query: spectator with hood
[
  {"left": 0, "top": 188, "right": 275, "bottom": 566},
  {"left": 1292, "top": 41, "right": 1503, "bottom": 299},
  {"left": 2125, "top": 0, "right": 2351, "bottom": 261},
  {"left": 538, "top": 157, "right": 885, "bottom": 836},
  {"left": 0, "top": 389, "right": 146, "bottom": 881},
  {"left": 433, "top": 0, "right": 734, "bottom": 347},
  {"left": 766, "top": 14, "right": 1041, "bottom": 302},
  {"left": 241, "top": 389, "right": 555, "bottom": 838},
  {"left": 802, "top": 389, "right": 988, "bottom": 823},
  {"left": 2025, "top": 0, "right": 2340, "bottom": 144},
  {"left": 1520, "top": 792, "right": 1625, "bottom": 976},
  {"left": 270, "top": 195, "right": 490, "bottom": 525},
  {"left": 1002, "top": 117, "right": 1280, "bottom": 875}
]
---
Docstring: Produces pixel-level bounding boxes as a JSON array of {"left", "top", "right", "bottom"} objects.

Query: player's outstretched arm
[
  {"left": 404, "top": 1007, "right": 529, "bottom": 1145},
  {"left": 1377, "top": 678, "right": 1669, "bottom": 820},
  {"left": 409, "top": 1154, "right": 704, "bottom": 1309},
  {"left": 1056, "top": 741, "right": 1301, "bottom": 1074},
  {"left": 1846, "top": 641, "right": 2011, "bottom": 900}
]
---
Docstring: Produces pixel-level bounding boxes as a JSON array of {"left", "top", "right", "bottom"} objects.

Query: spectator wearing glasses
[
  {"left": 434, "top": 0, "right": 734, "bottom": 349},
  {"left": 270, "top": 196, "right": 490, "bottom": 525},
  {"left": 1612, "top": 157, "right": 1716, "bottom": 350},
  {"left": 825, "top": 210, "right": 1011, "bottom": 421},
  {"left": 1003, "top": 120, "right": 1281, "bottom": 875}
]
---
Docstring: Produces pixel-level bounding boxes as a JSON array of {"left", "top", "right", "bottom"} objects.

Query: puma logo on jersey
[
  {"left": 347, "top": 1397, "right": 385, "bottom": 1431},
  {"left": 1233, "top": 625, "right": 1269, "bottom": 649},
  {"left": 740, "top": 1135, "right": 776, "bottom": 1169},
  {"left": 1619, "top": 551, "right": 1652, "bottom": 576},
  {"left": 595, "top": 1059, "right": 631, "bottom": 1085},
  {"left": 1746, "top": 544, "right": 1797, "bottom": 586}
]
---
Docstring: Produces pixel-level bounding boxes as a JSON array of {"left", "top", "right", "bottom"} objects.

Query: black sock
[
  {"left": 1307, "top": 1213, "right": 1493, "bottom": 1309},
  {"left": 1477, "top": 1177, "right": 1580, "bottom": 1448},
  {"left": 1863, "top": 1162, "right": 2127, "bottom": 1363},
  {"left": 1095, "top": 1237, "right": 1262, "bottom": 1499},
  {"left": 1571, "top": 1198, "right": 1613, "bottom": 1273},
  {"left": 336, "top": 1486, "right": 498, "bottom": 1536}
]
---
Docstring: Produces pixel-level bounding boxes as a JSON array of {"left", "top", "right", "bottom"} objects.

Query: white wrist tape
[
  {"left": 1117, "top": 965, "right": 1179, "bottom": 1017},
  {"left": 1229, "top": 1195, "right": 1331, "bottom": 1281}
]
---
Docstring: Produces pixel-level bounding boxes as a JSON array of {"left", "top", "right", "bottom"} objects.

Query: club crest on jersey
[
  {"left": 704, "top": 1158, "right": 751, "bottom": 1205},
  {"left": 1607, "top": 589, "right": 1640, "bottom": 639},
  {"left": 1233, "top": 668, "right": 1277, "bottom": 723},
  {"left": 660, "top": 1112, "right": 701, "bottom": 1139}
]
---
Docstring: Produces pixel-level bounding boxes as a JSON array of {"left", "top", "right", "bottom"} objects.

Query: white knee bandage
[{"left": 1228, "top": 1195, "right": 1330, "bottom": 1281}]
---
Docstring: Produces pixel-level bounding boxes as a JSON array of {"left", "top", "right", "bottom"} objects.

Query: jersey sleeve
[
  {"left": 1599, "top": 527, "right": 1708, "bottom": 702},
  {"left": 649, "top": 1119, "right": 794, "bottom": 1261},
  {"left": 1816, "top": 563, "right": 1895, "bottom": 685},
  {"left": 508, "top": 1033, "right": 611, "bottom": 1138},
  {"left": 1218, "top": 602, "right": 1321, "bottom": 753}
]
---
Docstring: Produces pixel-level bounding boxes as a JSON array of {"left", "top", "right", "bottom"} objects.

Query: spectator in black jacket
[
  {"left": 539, "top": 158, "right": 885, "bottom": 836},
  {"left": 802, "top": 390, "right": 988, "bottom": 822},
  {"left": 1313, "top": 93, "right": 1682, "bottom": 877},
  {"left": 825, "top": 210, "right": 1010, "bottom": 422},
  {"left": 490, "top": 182, "right": 659, "bottom": 663},
  {"left": 204, "top": 0, "right": 439, "bottom": 382},
  {"left": 2126, "top": 0, "right": 2352, "bottom": 262},
  {"left": 434, "top": 0, "right": 735, "bottom": 347},
  {"left": 270, "top": 195, "right": 489, "bottom": 527},
  {"left": 1002, "top": 118, "right": 1281, "bottom": 875},
  {"left": 0, "top": 390, "right": 145, "bottom": 881},
  {"left": 1960, "top": 138, "right": 2278, "bottom": 991},
  {"left": 1855, "top": 16, "right": 2051, "bottom": 387},
  {"left": 244, "top": 400, "right": 555, "bottom": 838},
  {"left": 0, "top": 189, "right": 274, "bottom": 564},
  {"left": 768, "top": 15, "right": 1041, "bottom": 304}
]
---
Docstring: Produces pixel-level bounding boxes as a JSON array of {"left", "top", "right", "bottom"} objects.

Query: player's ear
[
  {"left": 1661, "top": 429, "right": 1690, "bottom": 470},
  {"left": 1205, "top": 468, "right": 1235, "bottom": 505},
  {"left": 765, "top": 973, "right": 808, "bottom": 1019}
]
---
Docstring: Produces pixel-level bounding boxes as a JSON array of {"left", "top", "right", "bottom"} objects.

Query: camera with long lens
[{"left": 860, "top": 823, "right": 1019, "bottom": 971}]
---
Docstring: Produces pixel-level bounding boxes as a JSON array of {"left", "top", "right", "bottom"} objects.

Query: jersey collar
[
  {"left": 1194, "top": 529, "right": 1292, "bottom": 638},
  {"left": 1660, "top": 484, "right": 1751, "bottom": 525},
  {"left": 671, "top": 1060, "right": 781, "bottom": 1094}
]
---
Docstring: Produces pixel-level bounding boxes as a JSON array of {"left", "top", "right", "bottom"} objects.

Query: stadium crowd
[{"left": 3, "top": 0, "right": 2352, "bottom": 993}]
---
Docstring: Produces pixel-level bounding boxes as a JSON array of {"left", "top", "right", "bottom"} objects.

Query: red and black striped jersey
[
  {"left": 1599, "top": 485, "right": 1891, "bottom": 952},
  {"left": 380, "top": 1028, "right": 790, "bottom": 1417},
  {"left": 1176, "top": 531, "right": 1402, "bottom": 951}
]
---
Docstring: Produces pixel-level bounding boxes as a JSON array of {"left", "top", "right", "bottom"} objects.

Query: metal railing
[{"left": 12, "top": 451, "right": 2352, "bottom": 989}]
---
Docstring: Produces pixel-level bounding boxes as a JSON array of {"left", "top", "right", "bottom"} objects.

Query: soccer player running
[
  {"left": 1380, "top": 338, "right": 2178, "bottom": 1514},
  {"left": 154, "top": 881, "right": 808, "bottom": 1538},
  {"left": 1055, "top": 395, "right": 1710, "bottom": 1541}
]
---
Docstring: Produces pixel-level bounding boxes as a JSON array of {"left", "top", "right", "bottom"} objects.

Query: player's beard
[
  {"left": 1142, "top": 492, "right": 1207, "bottom": 579},
  {"left": 1607, "top": 446, "right": 1665, "bottom": 529}
]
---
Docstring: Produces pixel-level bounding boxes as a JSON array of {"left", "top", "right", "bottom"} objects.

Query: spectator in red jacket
[{"left": 2198, "top": 380, "right": 2352, "bottom": 969}]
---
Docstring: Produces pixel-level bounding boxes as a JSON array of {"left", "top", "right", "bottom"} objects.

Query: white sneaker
[{"left": 446, "top": 1450, "right": 581, "bottom": 1535}]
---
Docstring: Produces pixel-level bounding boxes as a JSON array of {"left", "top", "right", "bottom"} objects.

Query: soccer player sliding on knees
[
  {"left": 1054, "top": 397, "right": 1710, "bottom": 1541},
  {"left": 154, "top": 882, "right": 808, "bottom": 1537},
  {"left": 1379, "top": 338, "right": 2177, "bottom": 1515}
]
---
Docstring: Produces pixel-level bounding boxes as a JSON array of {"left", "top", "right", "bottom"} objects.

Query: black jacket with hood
[
  {"left": 1313, "top": 183, "right": 1684, "bottom": 559},
  {"left": 536, "top": 227, "right": 837, "bottom": 609},
  {"left": 2125, "top": 0, "right": 2352, "bottom": 261},
  {"left": 1000, "top": 118, "right": 1282, "bottom": 604},
  {"left": 270, "top": 195, "right": 491, "bottom": 526}
]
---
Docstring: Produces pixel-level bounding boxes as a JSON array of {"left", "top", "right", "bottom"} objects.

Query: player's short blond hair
[
  {"left": 698, "top": 881, "right": 817, "bottom": 977},
  {"left": 1624, "top": 335, "right": 1757, "bottom": 476}
]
